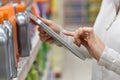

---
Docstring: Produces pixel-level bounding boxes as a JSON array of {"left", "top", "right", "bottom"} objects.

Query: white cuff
[{"left": 98, "top": 46, "right": 120, "bottom": 74}]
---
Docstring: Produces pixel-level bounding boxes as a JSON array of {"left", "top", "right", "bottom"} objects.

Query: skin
[
  {"left": 63, "top": 27, "right": 105, "bottom": 61},
  {"left": 37, "top": 17, "right": 105, "bottom": 61},
  {"left": 36, "top": 17, "right": 60, "bottom": 43}
]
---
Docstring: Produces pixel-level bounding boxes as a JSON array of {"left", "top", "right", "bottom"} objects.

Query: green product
[
  {"left": 89, "top": 0, "right": 101, "bottom": 3},
  {"left": 26, "top": 75, "right": 31, "bottom": 80},
  {"left": 42, "top": 42, "right": 46, "bottom": 53},
  {"left": 36, "top": 50, "right": 43, "bottom": 72},
  {"left": 30, "top": 66, "right": 39, "bottom": 80},
  {"left": 37, "top": 48, "right": 45, "bottom": 72},
  {"left": 88, "top": 3, "right": 101, "bottom": 14},
  {"left": 42, "top": 42, "right": 50, "bottom": 53},
  {"left": 38, "top": 61, "right": 43, "bottom": 73},
  {"left": 40, "top": 45, "right": 46, "bottom": 70}
]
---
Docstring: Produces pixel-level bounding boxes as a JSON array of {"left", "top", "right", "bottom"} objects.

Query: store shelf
[
  {"left": 42, "top": 52, "right": 52, "bottom": 80},
  {"left": 13, "top": 34, "right": 41, "bottom": 80}
]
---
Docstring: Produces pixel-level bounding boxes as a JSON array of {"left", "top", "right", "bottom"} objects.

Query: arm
[
  {"left": 98, "top": 46, "right": 120, "bottom": 75},
  {"left": 64, "top": 27, "right": 120, "bottom": 75}
]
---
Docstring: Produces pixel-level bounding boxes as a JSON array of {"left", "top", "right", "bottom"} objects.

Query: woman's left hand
[{"left": 63, "top": 27, "right": 105, "bottom": 61}]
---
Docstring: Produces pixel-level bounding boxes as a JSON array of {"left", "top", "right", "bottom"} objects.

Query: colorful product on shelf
[
  {"left": 37, "top": 1, "right": 47, "bottom": 18},
  {"left": 63, "top": 0, "right": 88, "bottom": 25},
  {"left": 26, "top": 43, "right": 50, "bottom": 80},
  {"left": 89, "top": 0, "right": 101, "bottom": 3},
  {"left": 25, "top": 0, "right": 52, "bottom": 79},
  {"left": 16, "top": 4, "right": 31, "bottom": 57},
  {"left": 63, "top": 0, "right": 101, "bottom": 25},
  {"left": 30, "top": 66, "right": 39, "bottom": 80},
  {"left": 34, "top": 0, "right": 48, "bottom": 3},
  {"left": 88, "top": 0, "right": 101, "bottom": 23},
  {"left": 1, "top": 0, "right": 10, "bottom": 5},
  {"left": 13, "top": 0, "right": 21, "bottom": 3},
  {"left": 36, "top": 46, "right": 48, "bottom": 73},
  {"left": 26, "top": 74, "right": 32, "bottom": 80}
]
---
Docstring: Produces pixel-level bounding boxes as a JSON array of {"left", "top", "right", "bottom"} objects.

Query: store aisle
[{"left": 57, "top": 50, "right": 92, "bottom": 80}]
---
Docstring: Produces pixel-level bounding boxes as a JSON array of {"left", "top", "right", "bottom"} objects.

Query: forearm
[{"left": 98, "top": 46, "right": 120, "bottom": 75}]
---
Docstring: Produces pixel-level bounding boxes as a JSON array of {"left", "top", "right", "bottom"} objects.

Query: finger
[
  {"left": 81, "top": 38, "right": 88, "bottom": 48},
  {"left": 40, "top": 37, "right": 48, "bottom": 42},
  {"left": 37, "top": 16, "right": 52, "bottom": 25},
  {"left": 30, "top": 19, "right": 36, "bottom": 25},
  {"left": 46, "top": 38, "right": 55, "bottom": 44},
  {"left": 82, "top": 27, "right": 93, "bottom": 34},
  {"left": 74, "top": 30, "right": 81, "bottom": 46},
  {"left": 74, "top": 40, "right": 81, "bottom": 47},
  {"left": 38, "top": 28, "right": 46, "bottom": 34},
  {"left": 77, "top": 27, "right": 83, "bottom": 37},
  {"left": 39, "top": 34, "right": 52, "bottom": 42},
  {"left": 82, "top": 27, "right": 95, "bottom": 41},
  {"left": 38, "top": 26, "right": 42, "bottom": 31},
  {"left": 39, "top": 33, "right": 51, "bottom": 38},
  {"left": 74, "top": 29, "right": 82, "bottom": 41},
  {"left": 43, "top": 37, "right": 54, "bottom": 43},
  {"left": 62, "top": 30, "right": 75, "bottom": 36}
]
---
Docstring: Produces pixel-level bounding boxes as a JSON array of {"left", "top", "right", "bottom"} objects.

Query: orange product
[
  {"left": 2, "top": 5, "right": 15, "bottom": 18},
  {"left": 1, "top": 5, "right": 19, "bottom": 64},
  {"left": 2, "top": 0, "right": 8, "bottom": 5},
  {"left": 0, "top": 12, "right": 3, "bottom": 24},
  {"left": 16, "top": 4, "right": 26, "bottom": 13},
  {"left": 34, "top": 0, "right": 48, "bottom": 3},
  {"left": 13, "top": 0, "right": 21, "bottom": 3}
]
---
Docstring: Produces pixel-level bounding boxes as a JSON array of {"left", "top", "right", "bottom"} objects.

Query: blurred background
[
  {"left": 28, "top": 0, "right": 101, "bottom": 80},
  {"left": 0, "top": 0, "right": 102, "bottom": 80},
  {"left": 25, "top": 0, "right": 102, "bottom": 80}
]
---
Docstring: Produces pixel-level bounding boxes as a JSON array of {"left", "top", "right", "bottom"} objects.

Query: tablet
[{"left": 28, "top": 12, "right": 86, "bottom": 60}]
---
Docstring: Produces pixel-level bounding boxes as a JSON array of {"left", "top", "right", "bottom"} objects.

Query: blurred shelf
[
  {"left": 13, "top": 34, "right": 41, "bottom": 80},
  {"left": 42, "top": 52, "right": 52, "bottom": 80}
]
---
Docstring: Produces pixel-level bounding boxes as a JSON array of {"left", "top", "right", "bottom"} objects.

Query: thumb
[{"left": 62, "top": 30, "right": 75, "bottom": 36}]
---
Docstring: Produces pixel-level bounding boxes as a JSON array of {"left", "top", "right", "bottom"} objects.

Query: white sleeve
[
  {"left": 56, "top": 28, "right": 92, "bottom": 59},
  {"left": 98, "top": 46, "right": 120, "bottom": 75}
]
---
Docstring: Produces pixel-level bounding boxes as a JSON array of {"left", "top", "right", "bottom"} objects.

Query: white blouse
[{"left": 59, "top": 0, "right": 120, "bottom": 80}]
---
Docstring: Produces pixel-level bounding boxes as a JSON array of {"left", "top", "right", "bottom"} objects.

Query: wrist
[{"left": 96, "top": 43, "right": 105, "bottom": 61}]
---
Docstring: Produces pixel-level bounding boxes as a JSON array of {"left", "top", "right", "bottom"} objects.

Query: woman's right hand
[
  {"left": 63, "top": 27, "right": 105, "bottom": 61},
  {"left": 37, "top": 17, "right": 61, "bottom": 43},
  {"left": 63, "top": 27, "right": 83, "bottom": 47}
]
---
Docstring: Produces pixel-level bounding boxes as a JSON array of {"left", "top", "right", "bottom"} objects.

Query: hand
[
  {"left": 37, "top": 17, "right": 61, "bottom": 43},
  {"left": 63, "top": 27, "right": 105, "bottom": 61},
  {"left": 63, "top": 27, "right": 83, "bottom": 47}
]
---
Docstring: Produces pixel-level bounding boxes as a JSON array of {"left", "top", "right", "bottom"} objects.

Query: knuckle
[{"left": 78, "top": 27, "right": 82, "bottom": 31}]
